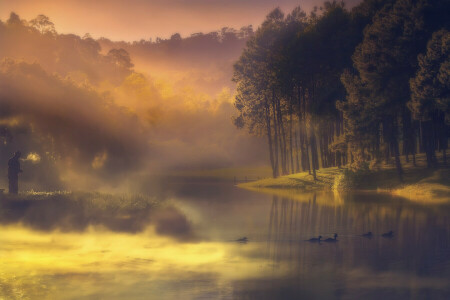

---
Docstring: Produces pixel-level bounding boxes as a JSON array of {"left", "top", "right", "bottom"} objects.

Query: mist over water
[
  {"left": 1, "top": 185, "right": 449, "bottom": 299},
  {"left": 0, "top": 2, "right": 449, "bottom": 299}
]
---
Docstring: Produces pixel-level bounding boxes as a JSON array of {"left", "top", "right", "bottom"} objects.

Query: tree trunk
[
  {"left": 294, "top": 127, "right": 300, "bottom": 173},
  {"left": 272, "top": 100, "right": 279, "bottom": 176},
  {"left": 265, "top": 99, "right": 277, "bottom": 178},
  {"left": 289, "top": 99, "right": 294, "bottom": 174},
  {"left": 318, "top": 125, "right": 325, "bottom": 169},
  {"left": 421, "top": 120, "right": 435, "bottom": 168},
  {"left": 390, "top": 116, "right": 403, "bottom": 182},
  {"left": 297, "top": 85, "right": 309, "bottom": 173},
  {"left": 310, "top": 128, "right": 318, "bottom": 180},
  {"left": 392, "top": 136, "right": 403, "bottom": 182},
  {"left": 276, "top": 95, "right": 288, "bottom": 175}
]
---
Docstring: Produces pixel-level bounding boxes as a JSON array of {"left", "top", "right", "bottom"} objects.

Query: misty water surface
[{"left": 0, "top": 183, "right": 449, "bottom": 299}]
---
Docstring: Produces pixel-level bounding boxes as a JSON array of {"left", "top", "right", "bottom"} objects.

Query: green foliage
[
  {"left": 410, "top": 29, "right": 450, "bottom": 122},
  {"left": 233, "top": 0, "right": 449, "bottom": 178},
  {"left": 233, "top": 7, "right": 288, "bottom": 136},
  {"left": 339, "top": 0, "right": 449, "bottom": 173},
  {"left": 338, "top": 70, "right": 380, "bottom": 147}
]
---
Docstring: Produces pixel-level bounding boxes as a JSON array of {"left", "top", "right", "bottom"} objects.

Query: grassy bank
[
  {"left": 239, "top": 153, "right": 450, "bottom": 203},
  {"left": 239, "top": 167, "right": 338, "bottom": 190},
  {"left": 389, "top": 169, "right": 450, "bottom": 203}
]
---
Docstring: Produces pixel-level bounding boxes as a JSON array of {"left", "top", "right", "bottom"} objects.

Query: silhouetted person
[{"left": 8, "top": 151, "right": 22, "bottom": 194}]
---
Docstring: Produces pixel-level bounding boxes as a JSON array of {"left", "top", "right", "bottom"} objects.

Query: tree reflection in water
[{"left": 263, "top": 192, "right": 450, "bottom": 299}]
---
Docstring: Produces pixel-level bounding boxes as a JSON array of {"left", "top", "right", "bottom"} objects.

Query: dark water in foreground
[{"left": 1, "top": 183, "right": 449, "bottom": 299}]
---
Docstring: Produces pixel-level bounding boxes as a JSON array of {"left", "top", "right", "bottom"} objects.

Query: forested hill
[
  {"left": 0, "top": 14, "right": 268, "bottom": 191},
  {"left": 98, "top": 26, "right": 253, "bottom": 95}
]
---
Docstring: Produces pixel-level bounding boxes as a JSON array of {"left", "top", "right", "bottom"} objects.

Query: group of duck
[
  {"left": 307, "top": 230, "right": 394, "bottom": 243},
  {"left": 235, "top": 231, "right": 394, "bottom": 244}
]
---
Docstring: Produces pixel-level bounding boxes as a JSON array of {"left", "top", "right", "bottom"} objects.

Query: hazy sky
[{"left": 0, "top": 0, "right": 361, "bottom": 41}]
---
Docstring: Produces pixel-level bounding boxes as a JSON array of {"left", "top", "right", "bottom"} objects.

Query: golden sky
[{"left": 0, "top": 0, "right": 361, "bottom": 41}]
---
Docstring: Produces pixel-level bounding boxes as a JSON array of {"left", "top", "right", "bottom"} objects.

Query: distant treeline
[
  {"left": 98, "top": 26, "right": 253, "bottom": 69},
  {"left": 233, "top": 0, "right": 449, "bottom": 180},
  {"left": 0, "top": 13, "right": 135, "bottom": 85}
]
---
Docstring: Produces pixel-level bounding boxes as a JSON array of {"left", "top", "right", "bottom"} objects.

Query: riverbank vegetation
[
  {"left": 233, "top": 0, "right": 449, "bottom": 184},
  {"left": 0, "top": 191, "right": 195, "bottom": 240},
  {"left": 239, "top": 153, "right": 450, "bottom": 202},
  {"left": 0, "top": 191, "right": 159, "bottom": 232}
]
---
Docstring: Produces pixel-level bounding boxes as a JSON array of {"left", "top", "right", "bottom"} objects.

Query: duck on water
[
  {"left": 236, "top": 237, "right": 248, "bottom": 243},
  {"left": 382, "top": 231, "right": 394, "bottom": 238},
  {"left": 305, "top": 231, "right": 393, "bottom": 243},
  {"left": 362, "top": 231, "right": 373, "bottom": 238},
  {"left": 324, "top": 233, "right": 338, "bottom": 242},
  {"left": 307, "top": 236, "right": 322, "bottom": 242}
]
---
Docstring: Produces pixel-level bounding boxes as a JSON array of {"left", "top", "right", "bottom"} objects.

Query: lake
[{"left": 1, "top": 182, "right": 449, "bottom": 299}]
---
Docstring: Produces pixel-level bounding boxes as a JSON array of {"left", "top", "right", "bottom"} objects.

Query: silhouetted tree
[
  {"left": 30, "top": 14, "right": 56, "bottom": 35},
  {"left": 233, "top": 0, "right": 449, "bottom": 177},
  {"left": 410, "top": 29, "right": 450, "bottom": 165}
]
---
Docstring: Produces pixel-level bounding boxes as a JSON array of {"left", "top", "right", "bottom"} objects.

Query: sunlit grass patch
[
  {"left": 239, "top": 167, "right": 340, "bottom": 190},
  {"left": 239, "top": 153, "right": 450, "bottom": 203},
  {"left": 390, "top": 169, "right": 450, "bottom": 203}
]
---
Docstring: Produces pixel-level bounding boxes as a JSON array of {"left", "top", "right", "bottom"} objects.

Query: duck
[
  {"left": 236, "top": 237, "right": 248, "bottom": 243},
  {"left": 324, "top": 233, "right": 338, "bottom": 242},
  {"left": 382, "top": 230, "right": 394, "bottom": 238},
  {"left": 362, "top": 231, "right": 373, "bottom": 238},
  {"left": 307, "top": 235, "right": 322, "bottom": 242}
]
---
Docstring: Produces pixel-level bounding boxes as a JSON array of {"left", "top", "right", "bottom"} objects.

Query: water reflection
[
  {"left": 264, "top": 193, "right": 450, "bottom": 299},
  {"left": 0, "top": 192, "right": 194, "bottom": 240},
  {"left": 0, "top": 225, "right": 276, "bottom": 300},
  {"left": 0, "top": 186, "right": 449, "bottom": 299}
]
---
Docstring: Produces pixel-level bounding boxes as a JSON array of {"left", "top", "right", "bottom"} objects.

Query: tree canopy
[{"left": 233, "top": 0, "right": 450, "bottom": 179}]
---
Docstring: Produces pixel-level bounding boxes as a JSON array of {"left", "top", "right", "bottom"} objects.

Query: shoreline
[{"left": 238, "top": 154, "right": 450, "bottom": 203}]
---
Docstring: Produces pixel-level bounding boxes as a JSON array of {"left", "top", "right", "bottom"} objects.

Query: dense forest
[{"left": 233, "top": 0, "right": 449, "bottom": 180}]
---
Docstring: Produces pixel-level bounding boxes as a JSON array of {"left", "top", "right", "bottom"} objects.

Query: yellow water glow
[{"left": 0, "top": 224, "right": 282, "bottom": 298}]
